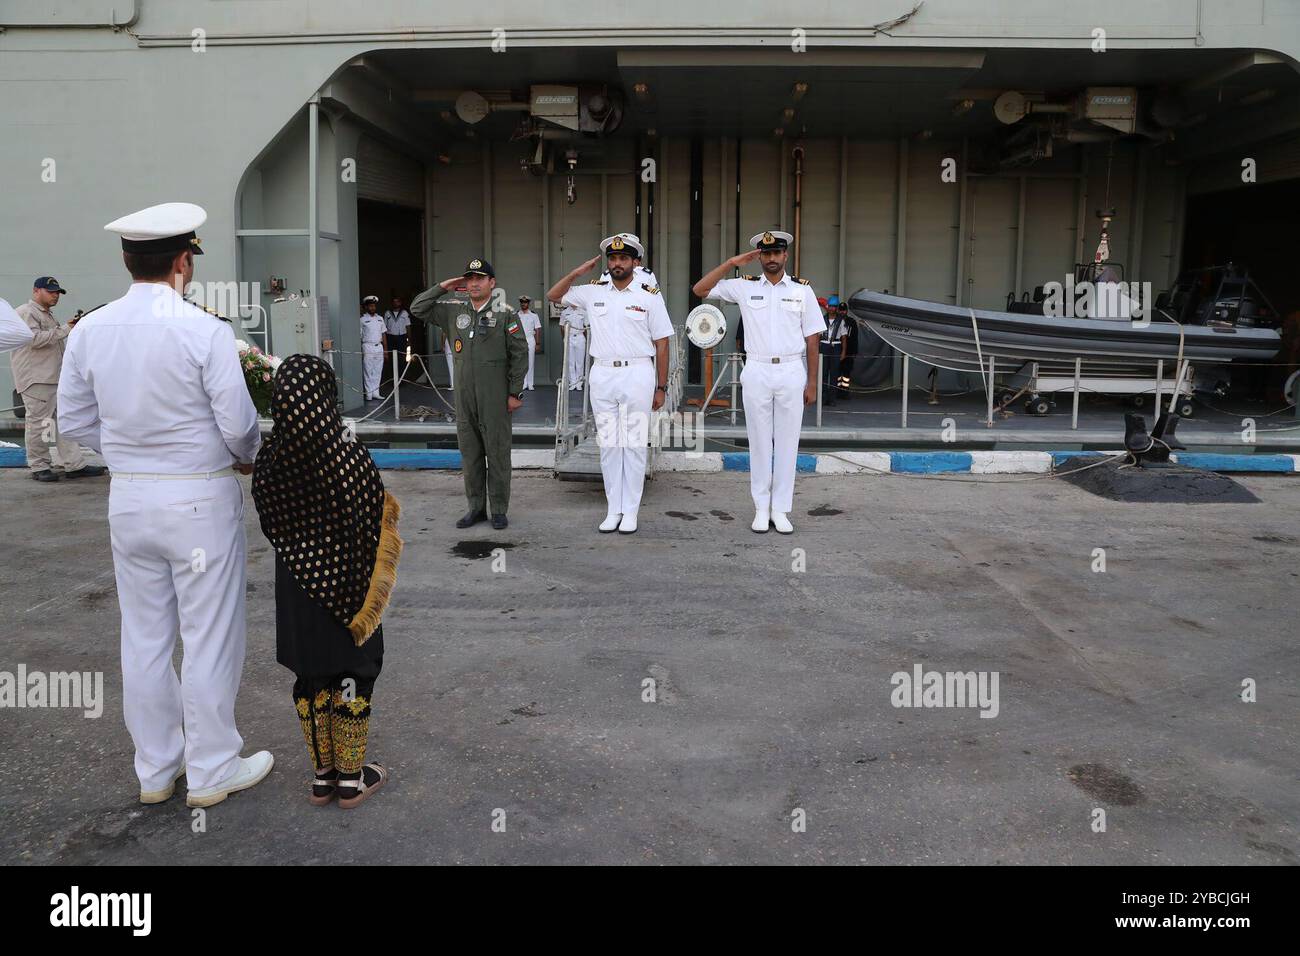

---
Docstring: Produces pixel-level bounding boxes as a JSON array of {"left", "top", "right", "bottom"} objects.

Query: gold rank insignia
[
  {"left": 610, "top": 237, "right": 625, "bottom": 251},
  {"left": 762, "top": 231, "right": 775, "bottom": 244},
  {"left": 454, "top": 338, "right": 463, "bottom": 352},
  {"left": 468, "top": 259, "right": 483, "bottom": 269},
  {"left": 641, "top": 283, "right": 660, "bottom": 294}
]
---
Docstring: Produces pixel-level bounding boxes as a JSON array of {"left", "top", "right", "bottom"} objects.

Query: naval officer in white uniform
[
  {"left": 549, "top": 233, "right": 674, "bottom": 534},
  {"left": 694, "top": 231, "right": 825, "bottom": 534},
  {"left": 517, "top": 295, "right": 542, "bottom": 390},
  {"left": 0, "top": 298, "right": 35, "bottom": 351},
  {"left": 360, "top": 295, "right": 386, "bottom": 400},
  {"left": 57, "top": 202, "right": 273, "bottom": 808}
]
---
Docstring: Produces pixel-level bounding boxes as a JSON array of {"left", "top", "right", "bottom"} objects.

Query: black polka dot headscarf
[{"left": 252, "top": 354, "right": 386, "bottom": 630}]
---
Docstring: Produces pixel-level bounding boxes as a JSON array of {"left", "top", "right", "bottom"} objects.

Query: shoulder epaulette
[
  {"left": 742, "top": 274, "right": 760, "bottom": 281},
  {"left": 791, "top": 276, "right": 810, "bottom": 285},
  {"left": 641, "top": 283, "right": 660, "bottom": 295},
  {"left": 590, "top": 279, "right": 608, "bottom": 285}
]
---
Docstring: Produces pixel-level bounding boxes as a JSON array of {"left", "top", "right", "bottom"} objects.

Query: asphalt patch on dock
[
  {"left": 450, "top": 541, "right": 516, "bottom": 559},
  {"left": 1057, "top": 459, "right": 1259, "bottom": 504}
]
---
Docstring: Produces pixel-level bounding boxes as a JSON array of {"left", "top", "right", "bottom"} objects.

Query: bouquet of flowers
[{"left": 235, "top": 339, "right": 282, "bottom": 415}]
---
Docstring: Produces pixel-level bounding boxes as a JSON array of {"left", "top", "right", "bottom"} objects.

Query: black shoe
[
  {"left": 64, "top": 465, "right": 108, "bottom": 479},
  {"left": 455, "top": 509, "right": 487, "bottom": 529},
  {"left": 30, "top": 469, "right": 60, "bottom": 482},
  {"left": 491, "top": 514, "right": 508, "bottom": 530}
]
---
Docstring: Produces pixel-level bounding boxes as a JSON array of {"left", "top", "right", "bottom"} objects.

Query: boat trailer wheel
[
  {"left": 1177, "top": 400, "right": 1195, "bottom": 418},
  {"left": 1025, "top": 394, "right": 1051, "bottom": 416}
]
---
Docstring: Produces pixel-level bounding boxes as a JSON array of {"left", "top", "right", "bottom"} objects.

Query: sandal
[
  {"left": 309, "top": 768, "right": 338, "bottom": 806},
  {"left": 336, "top": 763, "right": 388, "bottom": 809}
]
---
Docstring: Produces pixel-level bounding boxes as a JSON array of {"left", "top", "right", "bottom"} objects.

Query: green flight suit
[{"left": 411, "top": 286, "right": 529, "bottom": 515}]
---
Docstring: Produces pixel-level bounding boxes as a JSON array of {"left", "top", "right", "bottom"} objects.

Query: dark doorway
[
  {"left": 1181, "top": 178, "right": 1299, "bottom": 317},
  {"left": 358, "top": 199, "right": 426, "bottom": 375}
]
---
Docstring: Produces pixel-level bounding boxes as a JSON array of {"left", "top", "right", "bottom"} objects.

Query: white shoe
[
  {"left": 751, "top": 508, "right": 770, "bottom": 533},
  {"left": 772, "top": 512, "right": 794, "bottom": 534},
  {"left": 139, "top": 766, "right": 186, "bottom": 805},
  {"left": 599, "top": 513, "right": 622, "bottom": 533},
  {"left": 618, "top": 511, "right": 639, "bottom": 534},
  {"left": 186, "top": 751, "right": 275, "bottom": 808}
]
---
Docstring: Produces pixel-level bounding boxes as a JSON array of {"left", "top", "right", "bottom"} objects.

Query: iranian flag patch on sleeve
[{"left": 507, "top": 319, "right": 521, "bottom": 335}]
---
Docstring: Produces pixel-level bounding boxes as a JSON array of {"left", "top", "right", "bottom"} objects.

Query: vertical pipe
[
  {"left": 541, "top": 172, "right": 551, "bottom": 385},
  {"left": 734, "top": 137, "right": 741, "bottom": 261},
  {"left": 792, "top": 144, "right": 805, "bottom": 276},
  {"left": 779, "top": 141, "right": 789, "bottom": 232},
  {"left": 1072, "top": 357, "right": 1081, "bottom": 430},
  {"left": 482, "top": 141, "right": 493, "bottom": 262},
  {"left": 392, "top": 347, "right": 400, "bottom": 422},
  {"left": 1014, "top": 173, "right": 1026, "bottom": 295},
  {"left": 1155, "top": 359, "right": 1164, "bottom": 413},
  {"left": 901, "top": 355, "right": 909, "bottom": 427},
  {"left": 816, "top": 354, "right": 823, "bottom": 428},
  {"left": 895, "top": 137, "right": 908, "bottom": 296},
  {"left": 954, "top": 136, "right": 969, "bottom": 306},
  {"left": 600, "top": 173, "right": 608, "bottom": 239},
  {"left": 647, "top": 138, "right": 656, "bottom": 270},
  {"left": 1075, "top": 148, "right": 1090, "bottom": 266},
  {"left": 308, "top": 97, "right": 319, "bottom": 319},
  {"left": 986, "top": 354, "right": 996, "bottom": 426},
  {"left": 658, "top": 136, "right": 668, "bottom": 286},
  {"left": 837, "top": 136, "right": 849, "bottom": 298},
  {"left": 719, "top": 137, "right": 727, "bottom": 264}
]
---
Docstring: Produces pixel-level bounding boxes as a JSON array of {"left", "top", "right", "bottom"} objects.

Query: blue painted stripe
[
  {"left": 1176, "top": 453, "right": 1297, "bottom": 473},
  {"left": 369, "top": 449, "right": 462, "bottom": 469},
  {"left": 889, "top": 452, "right": 973, "bottom": 474},
  {"left": 796, "top": 454, "right": 818, "bottom": 473},
  {"left": 719, "top": 453, "right": 818, "bottom": 473}
]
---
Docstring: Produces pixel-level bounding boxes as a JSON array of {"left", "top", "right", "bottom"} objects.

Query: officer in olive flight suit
[{"left": 411, "top": 258, "right": 529, "bottom": 530}]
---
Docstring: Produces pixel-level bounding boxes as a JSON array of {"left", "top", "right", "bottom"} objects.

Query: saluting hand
[
  {"left": 576, "top": 255, "right": 602, "bottom": 275},
  {"left": 438, "top": 275, "right": 467, "bottom": 291},
  {"left": 730, "top": 250, "right": 762, "bottom": 268}
]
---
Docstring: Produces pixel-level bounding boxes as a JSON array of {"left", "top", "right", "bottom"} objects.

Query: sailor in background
[
  {"left": 548, "top": 234, "right": 674, "bottom": 534},
  {"left": 693, "top": 230, "right": 825, "bottom": 534},
  {"left": 12, "top": 277, "right": 106, "bottom": 482},
  {"left": 57, "top": 202, "right": 273, "bottom": 807},
  {"left": 818, "top": 294, "right": 850, "bottom": 407},
  {"left": 0, "top": 297, "right": 35, "bottom": 351},
  {"left": 517, "top": 295, "right": 542, "bottom": 390},
  {"left": 383, "top": 295, "right": 411, "bottom": 382},
  {"left": 360, "top": 295, "right": 386, "bottom": 400}
]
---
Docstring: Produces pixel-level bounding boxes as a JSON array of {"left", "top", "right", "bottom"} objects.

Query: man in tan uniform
[{"left": 12, "top": 277, "right": 105, "bottom": 482}]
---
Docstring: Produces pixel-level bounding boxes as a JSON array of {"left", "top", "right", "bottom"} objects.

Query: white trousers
[
  {"left": 590, "top": 362, "right": 654, "bottom": 515},
  {"left": 108, "top": 476, "right": 247, "bottom": 793},
  {"left": 524, "top": 333, "right": 537, "bottom": 389},
  {"left": 741, "top": 359, "right": 806, "bottom": 513},
  {"left": 362, "top": 343, "right": 383, "bottom": 396},
  {"left": 567, "top": 334, "right": 586, "bottom": 389},
  {"left": 443, "top": 342, "right": 454, "bottom": 387}
]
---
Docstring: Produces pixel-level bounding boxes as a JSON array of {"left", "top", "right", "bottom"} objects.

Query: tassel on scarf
[{"left": 348, "top": 491, "right": 403, "bottom": 646}]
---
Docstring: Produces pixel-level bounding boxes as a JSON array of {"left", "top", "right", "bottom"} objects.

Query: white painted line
[
  {"left": 814, "top": 451, "right": 892, "bottom": 474},
  {"left": 970, "top": 450, "right": 1053, "bottom": 474},
  {"left": 656, "top": 452, "right": 724, "bottom": 472},
  {"left": 510, "top": 449, "right": 555, "bottom": 469}
]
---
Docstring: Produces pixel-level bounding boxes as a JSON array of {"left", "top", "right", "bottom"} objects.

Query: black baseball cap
[
  {"left": 34, "top": 276, "right": 68, "bottom": 293},
  {"left": 464, "top": 258, "right": 495, "bottom": 278}
]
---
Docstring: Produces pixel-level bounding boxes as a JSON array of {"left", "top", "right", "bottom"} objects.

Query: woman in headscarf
[{"left": 252, "top": 355, "right": 402, "bottom": 808}]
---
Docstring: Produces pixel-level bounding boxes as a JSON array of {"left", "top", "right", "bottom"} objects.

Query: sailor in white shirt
[
  {"left": 360, "top": 295, "right": 386, "bottom": 400},
  {"left": 517, "top": 295, "right": 543, "bottom": 390},
  {"left": 694, "top": 231, "right": 825, "bottom": 534},
  {"left": 0, "top": 298, "right": 34, "bottom": 351},
  {"left": 549, "top": 233, "right": 674, "bottom": 534},
  {"left": 383, "top": 296, "right": 412, "bottom": 380},
  {"left": 57, "top": 202, "right": 273, "bottom": 807}
]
